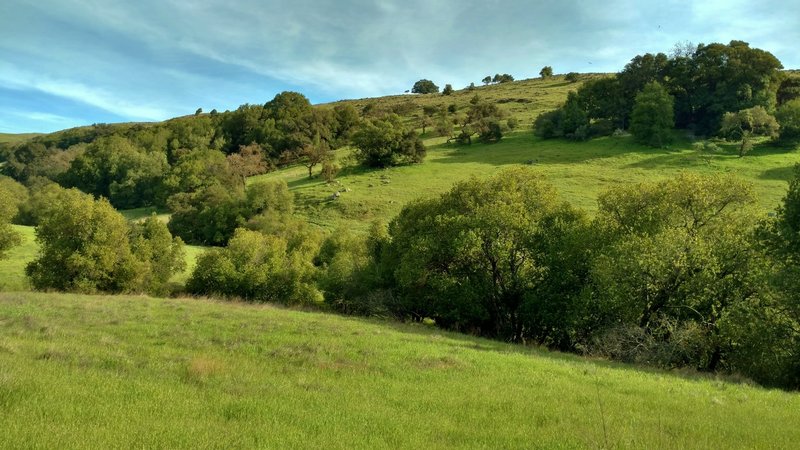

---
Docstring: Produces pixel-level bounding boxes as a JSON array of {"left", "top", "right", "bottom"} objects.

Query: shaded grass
[{"left": 0, "top": 291, "right": 797, "bottom": 449}]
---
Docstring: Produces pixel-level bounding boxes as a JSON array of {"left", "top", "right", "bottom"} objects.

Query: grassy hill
[
  {"left": 254, "top": 130, "right": 799, "bottom": 232},
  {"left": 0, "top": 291, "right": 798, "bottom": 448},
  {"left": 0, "top": 133, "right": 43, "bottom": 144}
]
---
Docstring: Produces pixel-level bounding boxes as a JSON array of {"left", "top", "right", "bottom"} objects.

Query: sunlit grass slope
[
  {"left": 253, "top": 131, "right": 800, "bottom": 231},
  {"left": 0, "top": 292, "right": 797, "bottom": 449}
]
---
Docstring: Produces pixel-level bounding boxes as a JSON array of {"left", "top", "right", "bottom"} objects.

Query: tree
[
  {"left": 442, "top": 84, "right": 454, "bottom": 96},
  {"left": 565, "top": 72, "right": 580, "bottom": 83},
  {"left": 591, "top": 173, "right": 766, "bottom": 372},
  {"left": 540, "top": 66, "right": 554, "bottom": 78},
  {"left": 482, "top": 76, "right": 492, "bottom": 85},
  {"left": 26, "top": 188, "right": 143, "bottom": 293},
  {"left": 411, "top": 79, "right": 439, "bottom": 94},
  {"left": 187, "top": 228, "right": 321, "bottom": 305},
  {"left": 129, "top": 216, "right": 186, "bottom": 296},
  {"left": 352, "top": 115, "right": 426, "bottom": 167},
  {"left": 63, "top": 135, "right": 169, "bottom": 208},
  {"left": 0, "top": 180, "right": 22, "bottom": 259},
  {"left": 227, "top": 143, "right": 269, "bottom": 182},
  {"left": 629, "top": 81, "right": 674, "bottom": 147},
  {"left": 776, "top": 99, "right": 800, "bottom": 143},
  {"left": 195, "top": 108, "right": 203, "bottom": 116},
  {"left": 387, "top": 168, "right": 589, "bottom": 343},
  {"left": 720, "top": 106, "right": 779, "bottom": 157},
  {"left": 298, "top": 134, "right": 331, "bottom": 178}
]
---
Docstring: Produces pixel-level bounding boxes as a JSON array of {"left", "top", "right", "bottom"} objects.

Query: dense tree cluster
[
  {"left": 536, "top": 41, "right": 788, "bottom": 146},
  {"left": 25, "top": 186, "right": 185, "bottom": 295},
  {"left": 309, "top": 167, "right": 800, "bottom": 389},
  {"left": 0, "top": 92, "right": 360, "bottom": 211}
]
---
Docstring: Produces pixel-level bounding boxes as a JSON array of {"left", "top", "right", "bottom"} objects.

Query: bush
[
  {"left": 776, "top": 99, "right": 800, "bottom": 143},
  {"left": 534, "top": 109, "right": 565, "bottom": 139},
  {"left": 565, "top": 72, "right": 580, "bottom": 83},
  {"left": 442, "top": 84, "right": 454, "bottom": 96},
  {"left": 352, "top": 115, "right": 426, "bottom": 167},
  {"left": 187, "top": 228, "right": 321, "bottom": 305},
  {"left": 25, "top": 187, "right": 184, "bottom": 294}
]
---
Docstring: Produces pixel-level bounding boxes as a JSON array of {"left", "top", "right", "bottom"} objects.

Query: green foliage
[
  {"left": 63, "top": 135, "right": 169, "bottom": 208},
  {"left": 533, "top": 109, "right": 565, "bottom": 139},
  {"left": 720, "top": 106, "right": 779, "bottom": 157},
  {"left": 776, "top": 99, "right": 800, "bottom": 143},
  {"left": 411, "top": 79, "right": 439, "bottom": 94},
  {"left": 0, "top": 181, "right": 22, "bottom": 259},
  {"left": 352, "top": 115, "right": 425, "bottom": 167},
  {"left": 492, "top": 74, "right": 514, "bottom": 84},
  {"left": 565, "top": 72, "right": 580, "bottom": 83},
  {"left": 387, "top": 168, "right": 589, "bottom": 343},
  {"left": 442, "top": 84, "right": 454, "bottom": 96},
  {"left": 187, "top": 228, "right": 320, "bottom": 305},
  {"left": 168, "top": 180, "right": 293, "bottom": 246},
  {"left": 539, "top": 66, "right": 554, "bottom": 78},
  {"left": 629, "top": 81, "right": 675, "bottom": 147},
  {"left": 129, "top": 216, "right": 187, "bottom": 296},
  {"left": 318, "top": 223, "right": 390, "bottom": 316},
  {"left": 591, "top": 173, "right": 765, "bottom": 373},
  {"left": 25, "top": 188, "right": 137, "bottom": 293}
]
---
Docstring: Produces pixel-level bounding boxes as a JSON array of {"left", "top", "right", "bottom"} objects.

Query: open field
[
  {"left": 252, "top": 131, "right": 800, "bottom": 231},
  {"left": 0, "top": 292, "right": 797, "bottom": 449}
]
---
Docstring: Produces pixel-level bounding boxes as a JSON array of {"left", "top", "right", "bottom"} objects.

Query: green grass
[
  {"left": 0, "top": 292, "right": 797, "bottom": 448},
  {"left": 252, "top": 131, "right": 800, "bottom": 231},
  {"left": 0, "top": 226, "right": 36, "bottom": 291},
  {"left": 0, "top": 133, "right": 42, "bottom": 144}
]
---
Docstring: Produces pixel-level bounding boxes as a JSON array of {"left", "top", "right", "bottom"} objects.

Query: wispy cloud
[{"left": 1, "top": 0, "right": 798, "bottom": 132}]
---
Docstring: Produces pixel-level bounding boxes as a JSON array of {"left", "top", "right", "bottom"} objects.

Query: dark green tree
[
  {"left": 412, "top": 79, "right": 439, "bottom": 94},
  {"left": 352, "top": 115, "right": 425, "bottom": 167},
  {"left": 539, "top": 66, "right": 554, "bottom": 78},
  {"left": 629, "top": 81, "right": 674, "bottom": 147}
]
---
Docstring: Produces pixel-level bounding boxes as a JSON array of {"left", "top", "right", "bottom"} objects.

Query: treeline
[
  {"left": 535, "top": 41, "right": 800, "bottom": 148},
  {"left": 2, "top": 162, "right": 798, "bottom": 388},
  {"left": 0, "top": 92, "right": 426, "bottom": 245},
  {"left": 315, "top": 168, "right": 800, "bottom": 389}
]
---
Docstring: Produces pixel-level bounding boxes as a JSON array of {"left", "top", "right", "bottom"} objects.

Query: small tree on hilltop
[
  {"left": 565, "top": 72, "right": 580, "bottom": 83},
  {"left": 630, "top": 81, "right": 675, "bottom": 147},
  {"left": 412, "top": 79, "right": 439, "bottom": 94},
  {"left": 482, "top": 76, "right": 492, "bottom": 85},
  {"left": 540, "top": 66, "right": 554, "bottom": 78},
  {"left": 442, "top": 84, "right": 454, "bottom": 96}
]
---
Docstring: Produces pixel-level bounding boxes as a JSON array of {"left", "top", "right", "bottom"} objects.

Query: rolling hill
[{"left": 0, "top": 291, "right": 798, "bottom": 449}]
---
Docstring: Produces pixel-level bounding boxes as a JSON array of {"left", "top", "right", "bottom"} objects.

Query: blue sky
[{"left": 1, "top": 0, "right": 798, "bottom": 133}]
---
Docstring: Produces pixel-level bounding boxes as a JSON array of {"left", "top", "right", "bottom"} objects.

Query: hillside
[
  {"left": 0, "top": 292, "right": 798, "bottom": 449},
  {"left": 0, "top": 133, "right": 43, "bottom": 144},
  {"left": 251, "top": 76, "right": 800, "bottom": 231}
]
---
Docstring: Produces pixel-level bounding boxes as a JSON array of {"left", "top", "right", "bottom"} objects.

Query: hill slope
[{"left": 0, "top": 292, "right": 797, "bottom": 448}]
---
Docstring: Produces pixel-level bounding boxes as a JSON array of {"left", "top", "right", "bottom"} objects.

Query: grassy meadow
[
  {"left": 253, "top": 130, "right": 799, "bottom": 231},
  {"left": 0, "top": 291, "right": 798, "bottom": 449}
]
